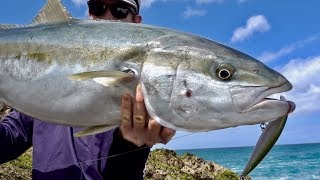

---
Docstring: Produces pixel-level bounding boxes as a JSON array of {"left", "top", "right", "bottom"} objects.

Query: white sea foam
[
  {"left": 277, "top": 176, "right": 289, "bottom": 180},
  {"left": 312, "top": 175, "right": 320, "bottom": 179}
]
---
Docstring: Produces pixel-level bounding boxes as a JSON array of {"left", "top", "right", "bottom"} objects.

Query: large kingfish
[{"left": 0, "top": 0, "right": 295, "bottom": 136}]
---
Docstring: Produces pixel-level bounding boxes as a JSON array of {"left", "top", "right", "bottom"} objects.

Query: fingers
[
  {"left": 135, "top": 84, "right": 144, "bottom": 102},
  {"left": 145, "top": 119, "right": 161, "bottom": 146},
  {"left": 119, "top": 85, "right": 176, "bottom": 147},
  {"left": 133, "top": 85, "right": 147, "bottom": 132},
  {"left": 120, "top": 93, "right": 133, "bottom": 130},
  {"left": 160, "top": 128, "right": 176, "bottom": 144},
  {"left": 119, "top": 87, "right": 148, "bottom": 147},
  {"left": 145, "top": 120, "right": 176, "bottom": 146},
  {"left": 132, "top": 85, "right": 148, "bottom": 146}
]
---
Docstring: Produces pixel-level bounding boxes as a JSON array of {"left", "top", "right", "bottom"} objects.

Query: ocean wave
[{"left": 277, "top": 176, "right": 289, "bottom": 180}]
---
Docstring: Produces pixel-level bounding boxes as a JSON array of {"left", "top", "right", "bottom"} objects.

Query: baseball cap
[{"left": 121, "top": 0, "right": 140, "bottom": 14}]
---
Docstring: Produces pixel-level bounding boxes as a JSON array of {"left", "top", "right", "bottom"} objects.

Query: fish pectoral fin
[
  {"left": 68, "top": 71, "right": 135, "bottom": 87},
  {"left": 33, "top": 0, "right": 72, "bottom": 25},
  {"left": 73, "top": 124, "right": 118, "bottom": 137}
]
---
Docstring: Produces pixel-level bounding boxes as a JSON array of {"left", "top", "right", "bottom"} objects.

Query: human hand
[{"left": 119, "top": 85, "right": 176, "bottom": 147}]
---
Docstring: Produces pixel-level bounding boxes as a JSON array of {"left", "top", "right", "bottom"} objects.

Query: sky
[{"left": 0, "top": 0, "right": 319, "bottom": 150}]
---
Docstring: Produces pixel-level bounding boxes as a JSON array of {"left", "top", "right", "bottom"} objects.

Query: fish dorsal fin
[{"left": 33, "top": 0, "right": 72, "bottom": 25}]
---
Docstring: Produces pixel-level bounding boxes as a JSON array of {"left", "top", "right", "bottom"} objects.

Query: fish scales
[{"left": 0, "top": 19, "right": 294, "bottom": 131}]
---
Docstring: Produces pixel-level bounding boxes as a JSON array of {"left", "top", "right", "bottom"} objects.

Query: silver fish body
[{"left": 0, "top": 19, "right": 294, "bottom": 131}]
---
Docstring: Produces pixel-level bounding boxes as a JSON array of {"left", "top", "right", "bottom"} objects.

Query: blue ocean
[{"left": 176, "top": 143, "right": 320, "bottom": 180}]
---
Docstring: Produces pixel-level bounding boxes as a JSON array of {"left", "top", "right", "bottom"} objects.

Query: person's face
[{"left": 88, "top": 0, "right": 142, "bottom": 23}]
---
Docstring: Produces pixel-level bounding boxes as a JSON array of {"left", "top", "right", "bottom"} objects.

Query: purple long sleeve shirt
[{"left": 0, "top": 110, "right": 150, "bottom": 180}]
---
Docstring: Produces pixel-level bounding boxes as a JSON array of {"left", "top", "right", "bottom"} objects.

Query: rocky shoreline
[
  {"left": 0, "top": 107, "right": 250, "bottom": 180},
  {"left": 145, "top": 149, "right": 250, "bottom": 180}
]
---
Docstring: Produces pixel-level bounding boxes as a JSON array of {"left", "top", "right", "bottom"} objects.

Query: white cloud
[
  {"left": 183, "top": 7, "right": 207, "bottom": 18},
  {"left": 69, "top": 0, "right": 89, "bottom": 18},
  {"left": 259, "top": 46, "right": 295, "bottom": 63},
  {"left": 231, "top": 15, "right": 271, "bottom": 43},
  {"left": 195, "top": 0, "right": 224, "bottom": 4},
  {"left": 71, "top": 0, "right": 87, "bottom": 7},
  {"left": 258, "top": 33, "right": 320, "bottom": 63},
  {"left": 141, "top": 0, "right": 158, "bottom": 8},
  {"left": 278, "top": 56, "right": 320, "bottom": 115},
  {"left": 142, "top": 0, "right": 225, "bottom": 8}
]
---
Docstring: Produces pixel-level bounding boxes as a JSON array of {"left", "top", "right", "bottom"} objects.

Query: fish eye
[
  {"left": 216, "top": 64, "right": 235, "bottom": 81},
  {"left": 218, "top": 69, "right": 231, "bottom": 79}
]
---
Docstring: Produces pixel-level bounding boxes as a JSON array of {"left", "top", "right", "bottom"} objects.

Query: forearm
[
  {"left": 103, "top": 128, "right": 150, "bottom": 180},
  {"left": 0, "top": 110, "right": 33, "bottom": 163}
]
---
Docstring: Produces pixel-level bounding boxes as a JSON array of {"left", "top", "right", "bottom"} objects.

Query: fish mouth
[
  {"left": 254, "top": 97, "right": 296, "bottom": 114},
  {"left": 245, "top": 81, "right": 295, "bottom": 114},
  {"left": 231, "top": 81, "right": 295, "bottom": 115}
]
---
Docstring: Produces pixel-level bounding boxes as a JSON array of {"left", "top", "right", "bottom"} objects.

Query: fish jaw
[{"left": 229, "top": 80, "right": 295, "bottom": 124}]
